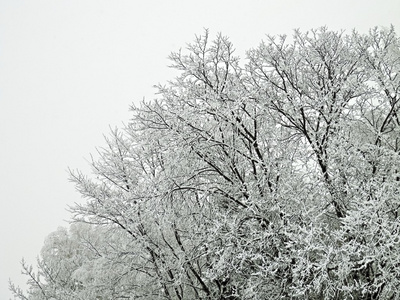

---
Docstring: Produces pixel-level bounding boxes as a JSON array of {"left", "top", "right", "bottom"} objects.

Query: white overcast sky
[{"left": 1, "top": 0, "right": 399, "bottom": 298}]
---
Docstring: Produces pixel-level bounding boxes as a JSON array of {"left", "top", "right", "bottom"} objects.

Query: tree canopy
[{"left": 11, "top": 26, "right": 400, "bottom": 300}]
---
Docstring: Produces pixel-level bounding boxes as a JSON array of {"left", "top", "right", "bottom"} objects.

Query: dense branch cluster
[{"left": 11, "top": 27, "right": 400, "bottom": 299}]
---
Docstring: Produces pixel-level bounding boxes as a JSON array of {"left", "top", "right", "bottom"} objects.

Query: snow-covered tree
[{"left": 11, "top": 26, "right": 400, "bottom": 300}]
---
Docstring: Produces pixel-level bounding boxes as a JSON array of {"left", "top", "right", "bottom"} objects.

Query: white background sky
[{"left": 1, "top": 1, "right": 399, "bottom": 298}]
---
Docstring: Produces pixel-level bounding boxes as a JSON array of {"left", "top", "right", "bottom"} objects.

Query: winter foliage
[{"left": 10, "top": 27, "right": 400, "bottom": 299}]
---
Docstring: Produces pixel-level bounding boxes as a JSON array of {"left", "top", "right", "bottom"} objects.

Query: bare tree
[{"left": 11, "top": 27, "right": 400, "bottom": 300}]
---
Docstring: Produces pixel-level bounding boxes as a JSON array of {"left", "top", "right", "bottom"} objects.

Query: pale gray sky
[{"left": 1, "top": 0, "right": 399, "bottom": 298}]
